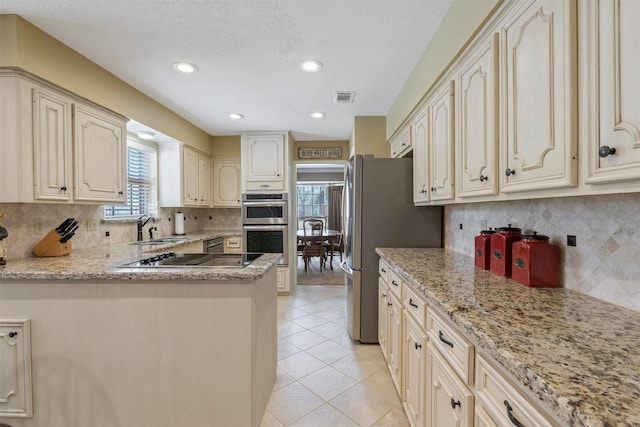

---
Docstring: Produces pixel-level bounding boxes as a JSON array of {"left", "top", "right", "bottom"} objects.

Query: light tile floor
[{"left": 261, "top": 283, "right": 410, "bottom": 426}]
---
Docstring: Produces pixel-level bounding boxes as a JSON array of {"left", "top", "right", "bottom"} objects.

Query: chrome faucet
[{"left": 137, "top": 215, "right": 155, "bottom": 241}]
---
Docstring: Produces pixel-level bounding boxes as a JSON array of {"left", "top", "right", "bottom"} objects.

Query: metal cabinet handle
[
  {"left": 382, "top": 293, "right": 387, "bottom": 299},
  {"left": 438, "top": 330, "right": 454, "bottom": 348},
  {"left": 8, "top": 331, "right": 18, "bottom": 338},
  {"left": 505, "top": 168, "right": 516, "bottom": 177},
  {"left": 415, "top": 342, "right": 422, "bottom": 350},
  {"left": 504, "top": 400, "right": 526, "bottom": 427},
  {"left": 599, "top": 145, "right": 616, "bottom": 158},
  {"left": 381, "top": 268, "right": 387, "bottom": 273},
  {"left": 60, "top": 186, "right": 67, "bottom": 191},
  {"left": 450, "top": 398, "right": 461, "bottom": 409},
  {"left": 419, "top": 189, "right": 427, "bottom": 194},
  {"left": 387, "top": 302, "right": 393, "bottom": 307},
  {"left": 409, "top": 298, "right": 418, "bottom": 308},
  {"left": 391, "top": 280, "right": 399, "bottom": 287},
  {"left": 479, "top": 175, "right": 488, "bottom": 182}
]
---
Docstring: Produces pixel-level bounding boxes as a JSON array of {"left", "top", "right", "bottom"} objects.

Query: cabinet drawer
[
  {"left": 476, "top": 354, "right": 556, "bottom": 427},
  {"left": 403, "top": 285, "right": 427, "bottom": 330},
  {"left": 378, "top": 259, "right": 391, "bottom": 283},
  {"left": 245, "top": 181, "right": 285, "bottom": 191},
  {"left": 224, "top": 236, "right": 242, "bottom": 253},
  {"left": 388, "top": 270, "right": 403, "bottom": 298},
  {"left": 427, "top": 309, "right": 474, "bottom": 385}
]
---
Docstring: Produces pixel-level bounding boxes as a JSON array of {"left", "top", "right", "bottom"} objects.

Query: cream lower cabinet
[
  {"left": 403, "top": 312, "right": 427, "bottom": 427},
  {"left": 224, "top": 236, "right": 242, "bottom": 254},
  {"left": 378, "top": 279, "right": 390, "bottom": 360},
  {"left": 500, "top": 0, "right": 577, "bottom": 193},
  {"left": 378, "top": 260, "right": 403, "bottom": 394},
  {"left": 426, "top": 342, "right": 474, "bottom": 427},
  {"left": 0, "top": 319, "right": 33, "bottom": 418},
  {"left": 387, "top": 290, "right": 403, "bottom": 393},
  {"left": 213, "top": 158, "right": 241, "bottom": 207},
  {"left": 581, "top": 0, "right": 640, "bottom": 184},
  {"left": 276, "top": 266, "right": 290, "bottom": 293}
]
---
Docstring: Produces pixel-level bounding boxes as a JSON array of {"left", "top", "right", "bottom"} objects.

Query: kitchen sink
[{"left": 130, "top": 237, "right": 190, "bottom": 245}]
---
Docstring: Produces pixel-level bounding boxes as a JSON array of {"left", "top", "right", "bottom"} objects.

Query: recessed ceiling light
[
  {"left": 299, "top": 60, "right": 323, "bottom": 72},
  {"left": 172, "top": 62, "right": 198, "bottom": 73},
  {"left": 229, "top": 113, "right": 244, "bottom": 120},
  {"left": 310, "top": 112, "right": 325, "bottom": 119},
  {"left": 136, "top": 131, "right": 155, "bottom": 140}
]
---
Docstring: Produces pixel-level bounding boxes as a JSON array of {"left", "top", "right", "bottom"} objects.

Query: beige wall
[
  {"left": 386, "top": 0, "right": 501, "bottom": 139},
  {"left": 352, "top": 116, "right": 387, "bottom": 158},
  {"left": 211, "top": 135, "right": 241, "bottom": 157},
  {"left": 0, "top": 14, "right": 213, "bottom": 153}
]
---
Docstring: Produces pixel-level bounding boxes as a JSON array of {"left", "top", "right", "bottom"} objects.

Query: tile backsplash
[
  {"left": 0, "top": 203, "right": 241, "bottom": 260},
  {"left": 444, "top": 193, "right": 640, "bottom": 312}
]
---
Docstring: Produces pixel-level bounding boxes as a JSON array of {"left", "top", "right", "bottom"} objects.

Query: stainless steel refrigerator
[{"left": 341, "top": 154, "right": 443, "bottom": 343}]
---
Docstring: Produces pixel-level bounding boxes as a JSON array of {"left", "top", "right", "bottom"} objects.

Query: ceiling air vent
[{"left": 334, "top": 91, "right": 355, "bottom": 104}]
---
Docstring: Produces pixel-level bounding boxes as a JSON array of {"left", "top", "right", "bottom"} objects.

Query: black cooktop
[{"left": 119, "top": 252, "right": 263, "bottom": 268}]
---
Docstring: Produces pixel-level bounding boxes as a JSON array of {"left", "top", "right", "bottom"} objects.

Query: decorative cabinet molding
[
  {"left": 32, "top": 87, "right": 73, "bottom": 201},
  {"left": 428, "top": 81, "right": 455, "bottom": 201},
  {"left": 213, "top": 158, "right": 241, "bottom": 207},
  {"left": 0, "top": 319, "right": 33, "bottom": 418},
  {"left": 500, "top": 0, "right": 577, "bottom": 193},
  {"left": 241, "top": 133, "right": 287, "bottom": 192},
  {"left": 73, "top": 104, "right": 126, "bottom": 203},
  {"left": 412, "top": 109, "right": 430, "bottom": 204},
  {"left": 582, "top": 0, "right": 640, "bottom": 184},
  {"left": 456, "top": 34, "right": 499, "bottom": 198}
]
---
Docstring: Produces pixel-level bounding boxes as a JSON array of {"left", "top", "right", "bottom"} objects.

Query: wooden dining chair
[
  {"left": 302, "top": 218, "right": 326, "bottom": 272},
  {"left": 324, "top": 232, "right": 344, "bottom": 263}
]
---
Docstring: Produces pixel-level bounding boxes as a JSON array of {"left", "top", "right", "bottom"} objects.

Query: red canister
[
  {"left": 512, "top": 232, "right": 560, "bottom": 287},
  {"left": 474, "top": 229, "right": 496, "bottom": 270},
  {"left": 490, "top": 225, "right": 521, "bottom": 277}
]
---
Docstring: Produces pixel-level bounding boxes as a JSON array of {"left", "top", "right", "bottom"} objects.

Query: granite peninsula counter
[
  {"left": 376, "top": 247, "right": 640, "bottom": 427},
  {"left": 0, "top": 235, "right": 278, "bottom": 427}
]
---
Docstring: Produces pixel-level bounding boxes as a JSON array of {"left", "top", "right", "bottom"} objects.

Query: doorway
[{"left": 295, "top": 163, "right": 345, "bottom": 286}]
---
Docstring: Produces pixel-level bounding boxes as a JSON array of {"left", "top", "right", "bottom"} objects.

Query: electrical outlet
[
  {"left": 567, "top": 235, "right": 577, "bottom": 247},
  {"left": 87, "top": 219, "right": 98, "bottom": 231},
  {"left": 34, "top": 219, "right": 46, "bottom": 234}
]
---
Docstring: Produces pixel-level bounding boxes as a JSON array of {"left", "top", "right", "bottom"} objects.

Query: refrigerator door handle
[{"left": 340, "top": 261, "right": 352, "bottom": 275}]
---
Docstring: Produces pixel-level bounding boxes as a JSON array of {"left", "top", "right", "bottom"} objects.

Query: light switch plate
[{"left": 87, "top": 219, "right": 98, "bottom": 231}]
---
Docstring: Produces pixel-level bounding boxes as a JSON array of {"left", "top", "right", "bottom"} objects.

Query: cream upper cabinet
[
  {"left": 412, "top": 109, "right": 430, "bottom": 204},
  {"left": 213, "top": 158, "right": 241, "bottom": 207},
  {"left": 456, "top": 34, "right": 499, "bottom": 198},
  {"left": 390, "top": 125, "right": 412, "bottom": 158},
  {"left": 182, "top": 146, "right": 210, "bottom": 207},
  {"left": 428, "top": 81, "right": 455, "bottom": 201},
  {"left": 582, "top": 0, "right": 640, "bottom": 184},
  {"left": 241, "top": 133, "right": 286, "bottom": 192},
  {"left": 32, "top": 87, "right": 73, "bottom": 201},
  {"left": 500, "top": 0, "right": 577, "bottom": 193},
  {"left": 73, "top": 104, "right": 127, "bottom": 203}
]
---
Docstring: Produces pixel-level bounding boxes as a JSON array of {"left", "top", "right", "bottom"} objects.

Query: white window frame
[{"left": 104, "top": 139, "right": 158, "bottom": 219}]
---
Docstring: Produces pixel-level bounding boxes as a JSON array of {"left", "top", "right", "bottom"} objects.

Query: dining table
[{"left": 296, "top": 229, "right": 341, "bottom": 270}]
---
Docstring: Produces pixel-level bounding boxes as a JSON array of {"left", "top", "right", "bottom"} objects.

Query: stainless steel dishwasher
[{"left": 203, "top": 236, "right": 224, "bottom": 253}]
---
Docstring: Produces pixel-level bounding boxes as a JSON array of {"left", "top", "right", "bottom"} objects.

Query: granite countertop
[
  {"left": 0, "top": 230, "right": 281, "bottom": 282},
  {"left": 376, "top": 248, "right": 640, "bottom": 427}
]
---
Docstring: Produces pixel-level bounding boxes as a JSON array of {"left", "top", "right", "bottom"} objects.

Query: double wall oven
[{"left": 242, "top": 193, "right": 288, "bottom": 266}]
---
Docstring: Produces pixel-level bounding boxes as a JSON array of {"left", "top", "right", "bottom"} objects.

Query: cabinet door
[
  {"left": 391, "top": 125, "right": 412, "bottom": 158},
  {"left": 73, "top": 104, "right": 126, "bottom": 202},
  {"left": 428, "top": 81, "right": 455, "bottom": 201},
  {"left": 426, "top": 343, "right": 473, "bottom": 427},
  {"left": 182, "top": 147, "right": 199, "bottom": 206},
  {"left": 197, "top": 155, "right": 211, "bottom": 206},
  {"left": 0, "top": 320, "right": 33, "bottom": 418},
  {"left": 388, "top": 292, "right": 403, "bottom": 393},
  {"left": 585, "top": 0, "right": 640, "bottom": 184},
  {"left": 456, "top": 34, "right": 499, "bottom": 198},
  {"left": 378, "top": 279, "right": 390, "bottom": 362},
  {"left": 501, "top": 0, "right": 577, "bottom": 192},
  {"left": 412, "top": 109, "right": 430, "bottom": 204},
  {"left": 32, "top": 87, "right": 73, "bottom": 201},
  {"left": 243, "top": 134, "right": 285, "bottom": 190},
  {"left": 403, "top": 313, "right": 427, "bottom": 427},
  {"left": 213, "top": 159, "right": 241, "bottom": 207},
  {"left": 276, "top": 266, "right": 289, "bottom": 293}
]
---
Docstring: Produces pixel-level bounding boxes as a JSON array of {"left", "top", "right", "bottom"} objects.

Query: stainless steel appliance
[
  {"left": 119, "top": 252, "right": 263, "bottom": 268},
  {"left": 203, "top": 236, "right": 224, "bottom": 253},
  {"left": 341, "top": 155, "right": 443, "bottom": 343},
  {"left": 242, "top": 193, "right": 288, "bottom": 225},
  {"left": 242, "top": 193, "right": 289, "bottom": 266}
]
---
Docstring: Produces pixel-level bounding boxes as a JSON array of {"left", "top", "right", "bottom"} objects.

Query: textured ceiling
[{"left": 1, "top": 0, "right": 452, "bottom": 141}]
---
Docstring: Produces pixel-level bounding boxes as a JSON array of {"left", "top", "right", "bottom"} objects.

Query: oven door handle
[
  {"left": 242, "top": 225, "right": 288, "bottom": 231},
  {"left": 242, "top": 201, "right": 287, "bottom": 207}
]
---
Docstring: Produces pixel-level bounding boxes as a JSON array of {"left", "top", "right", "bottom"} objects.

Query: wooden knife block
[{"left": 33, "top": 229, "right": 72, "bottom": 257}]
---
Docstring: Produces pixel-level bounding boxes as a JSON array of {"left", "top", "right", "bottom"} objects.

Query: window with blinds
[{"left": 104, "top": 140, "right": 157, "bottom": 218}]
